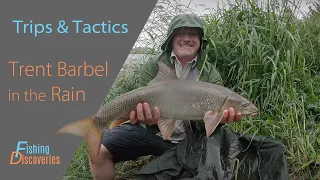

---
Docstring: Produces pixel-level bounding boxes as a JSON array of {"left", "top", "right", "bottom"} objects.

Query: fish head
[{"left": 224, "top": 95, "right": 259, "bottom": 116}]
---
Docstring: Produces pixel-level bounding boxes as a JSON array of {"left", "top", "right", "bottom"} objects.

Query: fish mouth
[
  {"left": 249, "top": 112, "right": 258, "bottom": 116},
  {"left": 242, "top": 111, "right": 258, "bottom": 116},
  {"left": 245, "top": 105, "right": 259, "bottom": 116},
  {"left": 243, "top": 108, "right": 259, "bottom": 116}
]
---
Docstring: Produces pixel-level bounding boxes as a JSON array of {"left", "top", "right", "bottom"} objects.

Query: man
[{"left": 89, "top": 14, "right": 242, "bottom": 180}]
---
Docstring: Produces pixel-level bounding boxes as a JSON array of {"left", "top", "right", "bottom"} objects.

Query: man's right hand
[{"left": 129, "top": 103, "right": 160, "bottom": 125}]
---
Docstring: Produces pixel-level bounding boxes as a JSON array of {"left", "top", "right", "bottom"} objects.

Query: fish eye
[{"left": 242, "top": 102, "right": 250, "bottom": 107}]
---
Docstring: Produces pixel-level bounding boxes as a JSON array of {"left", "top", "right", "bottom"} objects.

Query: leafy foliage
[{"left": 63, "top": 0, "right": 320, "bottom": 180}]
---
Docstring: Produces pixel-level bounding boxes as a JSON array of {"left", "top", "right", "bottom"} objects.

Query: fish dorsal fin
[{"left": 148, "top": 62, "right": 178, "bottom": 85}]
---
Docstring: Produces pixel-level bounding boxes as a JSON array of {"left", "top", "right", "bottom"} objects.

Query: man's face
[{"left": 172, "top": 27, "right": 201, "bottom": 60}]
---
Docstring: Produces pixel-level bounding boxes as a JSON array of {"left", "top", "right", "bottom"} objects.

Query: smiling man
[
  {"left": 89, "top": 14, "right": 242, "bottom": 180},
  {"left": 171, "top": 27, "right": 200, "bottom": 68}
]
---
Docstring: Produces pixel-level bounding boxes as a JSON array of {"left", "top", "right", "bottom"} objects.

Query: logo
[{"left": 10, "top": 141, "right": 60, "bottom": 165}]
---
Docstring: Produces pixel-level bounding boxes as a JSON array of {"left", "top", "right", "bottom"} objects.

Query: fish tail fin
[{"left": 56, "top": 116, "right": 102, "bottom": 163}]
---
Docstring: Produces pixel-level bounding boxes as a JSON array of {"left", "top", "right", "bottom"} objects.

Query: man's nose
[{"left": 182, "top": 34, "right": 191, "bottom": 41}]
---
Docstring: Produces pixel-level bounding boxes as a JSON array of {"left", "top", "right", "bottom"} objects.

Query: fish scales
[{"left": 94, "top": 80, "right": 231, "bottom": 128}]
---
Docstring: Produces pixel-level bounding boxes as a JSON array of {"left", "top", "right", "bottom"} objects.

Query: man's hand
[
  {"left": 220, "top": 108, "right": 242, "bottom": 124},
  {"left": 129, "top": 103, "right": 160, "bottom": 125}
]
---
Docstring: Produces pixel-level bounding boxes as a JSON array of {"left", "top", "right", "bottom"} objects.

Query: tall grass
[
  {"left": 63, "top": 0, "right": 320, "bottom": 179},
  {"left": 204, "top": 0, "right": 320, "bottom": 179}
]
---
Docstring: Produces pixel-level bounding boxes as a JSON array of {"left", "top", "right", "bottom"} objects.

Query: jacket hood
[{"left": 160, "top": 13, "right": 208, "bottom": 52}]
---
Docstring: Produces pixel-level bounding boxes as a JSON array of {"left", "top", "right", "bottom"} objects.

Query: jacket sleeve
[
  {"left": 199, "top": 61, "right": 224, "bottom": 86},
  {"left": 139, "top": 58, "right": 159, "bottom": 88},
  {"left": 208, "top": 62, "right": 223, "bottom": 85}
]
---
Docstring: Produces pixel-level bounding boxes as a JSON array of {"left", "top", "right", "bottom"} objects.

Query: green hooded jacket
[
  {"left": 139, "top": 13, "right": 223, "bottom": 87},
  {"left": 133, "top": 14, "right": 289, "bottom": 180},
  {"left": 138, "top": 14, "right": 223, "bottom": 133}
]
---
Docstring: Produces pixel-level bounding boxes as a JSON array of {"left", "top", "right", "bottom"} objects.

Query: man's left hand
[{"left": 220, "top": 108, "right": 242, "bottom": 124}]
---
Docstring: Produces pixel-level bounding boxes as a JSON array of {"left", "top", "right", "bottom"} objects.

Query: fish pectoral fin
[
  {"left": 56, "top": 116, "right": 103, "bottom": 164},
  {"left": 148, "top": 62, "right": 178, "bottom": 85},
  {"left": 157, "top": 118, "right": 176, "bottom": 140},
  {"left": 203, "top": 111, "right": 224, "bottom": 137},
  {"left": 109, "top": 119, "right": 129, "bottom": 129}
]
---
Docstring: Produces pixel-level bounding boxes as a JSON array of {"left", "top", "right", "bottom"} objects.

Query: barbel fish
[{"left": 56, "top": 62, "right": 258, "bottom": 163}]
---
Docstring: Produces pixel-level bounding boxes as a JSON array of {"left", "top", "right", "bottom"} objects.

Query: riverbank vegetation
[{"left": 64, "top": 0, "right": 320, "bottom": 179}]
